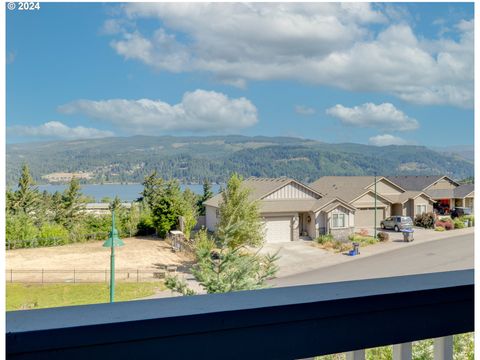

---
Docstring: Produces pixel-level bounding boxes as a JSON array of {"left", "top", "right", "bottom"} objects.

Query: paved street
[{"left": 271, "top": 232, "right": 474, "bottom": 287}]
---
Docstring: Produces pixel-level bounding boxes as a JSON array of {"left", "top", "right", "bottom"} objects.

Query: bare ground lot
[{"left": 6, "top": 237, "right": 193, "bottom": 283}]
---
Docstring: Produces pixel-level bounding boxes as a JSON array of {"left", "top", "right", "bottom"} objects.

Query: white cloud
[
  {"left": 295, "top": 105, "right": 316, "bottom": 116},
  {"left": 369, "top": 134, "right": 410, "bottom": 146},
  {"left": 58, "top": 89, "right": 258, "bottom": 133},
  {"left": 8, "top": 121, "right": 114, "bottom": 140},
  {"left": 104, "top": 4, "right": 473, "bottom": 108},
  {"left": 326, "top": 102, "right": 419, "bottom": 131}
]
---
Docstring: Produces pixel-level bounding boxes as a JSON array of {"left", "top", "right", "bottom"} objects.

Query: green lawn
[{"left": 6, "top": 282, "right": 166, "bottom": 311}]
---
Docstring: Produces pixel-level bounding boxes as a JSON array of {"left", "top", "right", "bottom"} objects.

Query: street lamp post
[
  {"left": 374, "top": 173, "right": 377, "bottom": 240},
  {"left": 103, "top": 210, "right": 125, "bottom": 303}
]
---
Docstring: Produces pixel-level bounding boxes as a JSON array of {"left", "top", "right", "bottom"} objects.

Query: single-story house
[
  {"left": 204, "top": 177, "right": 356, "bottom": 243},
  {"left": 309, "top": 176, "right": 435, "bottom": 227},
  {"left": 387, "top": 176, "right": 474, "bottom": 214}
]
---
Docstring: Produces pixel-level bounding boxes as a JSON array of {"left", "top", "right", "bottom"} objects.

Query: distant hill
[
  {"left": 429, "top": 145, "right": 474, "bottom": 162},
  {"left": 6, "top": 135, "right": 474, "bottom": 186}
]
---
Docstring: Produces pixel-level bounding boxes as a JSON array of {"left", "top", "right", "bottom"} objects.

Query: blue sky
[{"left": 6, "top": 2, "right": 474, "bottom": 147}]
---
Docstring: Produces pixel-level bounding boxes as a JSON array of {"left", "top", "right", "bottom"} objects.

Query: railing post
[
  {"left": 434, "top": 336, "right": 453, "bottom": 360},
  {"left": 393, "top": 342, "right": 412, "bottom": 360},
  {"left": 346, "top": 349, "right": 365, "bottom": 360}
]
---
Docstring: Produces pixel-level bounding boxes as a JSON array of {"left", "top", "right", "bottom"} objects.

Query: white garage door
[
  {"left": 265, "top": 217, "right": 292, "bottom": 243},
  {"left": 356, "top": 208, "right": 385, "bottom": 227}
]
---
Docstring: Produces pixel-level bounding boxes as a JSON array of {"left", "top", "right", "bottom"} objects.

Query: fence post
[
  {"left": 42, "top": 269, "right": 44, "bottom": 284},
  {"left": 73, "top": 269, "right": 76, "bottom": 284},
  {"left": 105, "top": 269, "right": 107, "bottom": 283},
  {"left": 137, "top": 269, "right": 139, "bottom": 283},
  {"left": 10, "top": 269, "right": 13, "bottom": 283}
]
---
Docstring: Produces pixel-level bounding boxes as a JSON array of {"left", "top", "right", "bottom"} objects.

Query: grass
[{"left": 6, "top": 282, "right": 166, "bottom": 311}]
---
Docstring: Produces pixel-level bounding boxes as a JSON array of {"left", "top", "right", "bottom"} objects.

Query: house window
[
  {"left": 332, "top": 213, "right": 346, "bottom": 228},
  {"left": 416, "top": 204, "right": 427, "bottom": 215},
  {"left": 215, "top": 209, "right": 220, "bottom": 218}
]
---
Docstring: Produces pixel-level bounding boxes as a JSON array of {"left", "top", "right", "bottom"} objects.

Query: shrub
[
  {"left": 316, "top": 234, "right": 334, "bottom": 244},
  {"left": 435, "top": 226, "right": 445, "bottom": 232},
  {"left": 414, "top": 212, "right": 436, "bottom": 229},
  {"left": 38, "top": 223, "right": 69, "bottom": 246},
  {"left": 436, "top": 219, "right": 453, "bottom": 230},
  {"left": 453, "top": 218, "right": 465, "bottom": 229},
  {"left": 377, "top": 232, "right": 389, "bottom": 241},
  {"left": 462, "top": 215, "right": 474, "bottom": 226},
  {"left": 358, "top": 228, "right": 369, "bottom": 236},
  {"left": 137, "top": 211, "right": 156, "bottom": 235}
]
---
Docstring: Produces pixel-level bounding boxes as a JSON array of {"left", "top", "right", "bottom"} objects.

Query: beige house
[
  {"left": 309, "top": 176, "right": 435, "bottom": 227},
  {"left": 204, "top": 177, "right": 355, "bottom": 243},
  {"left": 387, "top": 176, "right": 474, "bottom": 214}
]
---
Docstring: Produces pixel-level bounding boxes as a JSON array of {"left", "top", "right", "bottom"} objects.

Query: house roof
[
  {"left": 386, "top": 175, "right": 459, "bottom": 191},
  {"left": 425, "top": 189, "right": 455, "bottom": 199},
  {"left": 203, "top": 177, "right": 322, "bottom": 209},
  {"left": 454, "top": 184, "right": 475, "bottom": 198},
  {"left": 385, "top": 191, "right": 433, "bottom": 204},
  {"left": 309, "top": 176, "right": 394, "bottom": 204}
]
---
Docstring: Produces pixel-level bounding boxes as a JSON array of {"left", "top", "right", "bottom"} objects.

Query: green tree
[
  {"left": 11, "top": 164, "right": 39, "bottom": 215},
  {"left": 216, "top": 173, "right": 264, "bottom": 248},
  {"left": 181, "top": 188, "right": 199, "bottom": 239},
  {"left": 61, "top": 177, "right": 85, "bottom": 228},
  {"left": 6, "top": 212, "right": 39, "bottom": 243},
  {"left": 109, "top": 195, "right": 122, "bottom": 212},
  {"left": 165, "top": 174, "right": 277, "bottom": 295},
  {"left": 123, "top": 202, "right": 141, "bottom": 237},
  {"left": 198, "top": 179, "right": 214, "bottom": 216},
  {"left": 100, "top": 196, "right": 113, "bottom": 203},
  {"left": 151, "top": 180, "right": 184, "bottom": 237}
]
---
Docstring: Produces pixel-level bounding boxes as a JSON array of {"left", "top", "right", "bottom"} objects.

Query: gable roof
[
  {"left": 454, "top": 184, "right": 474, "bottom": 198},
  {"left": 386, "top": 175, "right": 459, "bottom": 191},
  {"left": 203, "top": 177, "right": 322, "bottom": 208},
  {"left": 309, "top": 176, "right": 395, "bottom": 204},
  {"left": 385, "top": 191, "right": 434, "bottom": 204}
]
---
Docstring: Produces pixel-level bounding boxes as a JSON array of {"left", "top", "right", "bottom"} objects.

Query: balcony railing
[{"left": 6, "top": 269, "right": 473, "bottom": 360}]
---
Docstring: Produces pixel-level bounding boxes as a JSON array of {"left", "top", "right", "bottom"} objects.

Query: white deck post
[
  {"left": 434, "top": 336, "right": 453, "bottom": 360},
  {"left": 346, "top": 349, "right": 365, "bottom": 360},
  {"left": 393, "top": 342, "right": 412, "bottom": 360}
]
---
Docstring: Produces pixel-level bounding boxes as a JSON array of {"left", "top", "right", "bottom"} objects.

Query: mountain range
[{"left": 6, "top": 135, "right": 474, "bottom": 186}]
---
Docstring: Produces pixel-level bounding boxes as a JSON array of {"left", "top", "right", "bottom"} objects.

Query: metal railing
[
  {"left": 6, "top": 270, "right": 473, "bottom": 360},
  {"left": 5, "top": 267, "right": 178, "bottom": 284}
]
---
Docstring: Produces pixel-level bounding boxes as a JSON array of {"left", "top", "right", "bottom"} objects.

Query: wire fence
[
  {"left": 5, "top": 266, "right": 178, "bottom": 284},
  {"left": 6, "top": 232, "right": 110, "bottom": 250}
]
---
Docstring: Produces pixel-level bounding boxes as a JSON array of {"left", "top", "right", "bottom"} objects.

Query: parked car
[
  {"left": 380, "top": 216, "right": 413, "bottom": 232},
  {"left": 451, "top": 207, "right": 472, "bottom": 219}
]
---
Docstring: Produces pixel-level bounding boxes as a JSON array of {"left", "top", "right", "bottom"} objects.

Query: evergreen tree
[
  {"left": 182, "top": 188, "right": 199, "bottom": 239},
  {"left": 12, "top": 164, "right": 39, "bottom": 215},
  {"left": 151, "top": 180, "right": 184, "bottom": 237},
  {"left": 198, "top": 179, "right": 213, "bottom": 215},
  {"left": 61, "top": 177, "right": 85, "bottom": 228},
  {"left": 216, "top": 173, "right": 264, "bottom": 248},
  {"left": 124, "top": 202, "right": 141, "bottom": 237},
  {"left": 109, "top": 195, "right": 122, "bottom": 212}
]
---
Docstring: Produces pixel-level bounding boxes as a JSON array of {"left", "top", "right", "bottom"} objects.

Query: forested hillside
[{"left": 6, "top": 135, "right": 474, "bottom": 185}]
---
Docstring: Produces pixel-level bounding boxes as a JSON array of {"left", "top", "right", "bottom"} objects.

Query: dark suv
[{"left": 451, "top": 207, "right": 472, "bottom": 219}]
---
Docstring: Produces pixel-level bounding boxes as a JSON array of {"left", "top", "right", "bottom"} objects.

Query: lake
[{"left": 37, "top": 183, "right": 221, "bottom": 202}]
